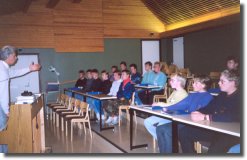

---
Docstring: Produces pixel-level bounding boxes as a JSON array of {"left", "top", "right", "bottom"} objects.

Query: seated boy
[
  {"left": 103, "top": 70, "right": 135, "bottom": 125},
  {"left": 108, "top": 71, "right": 122, "bottom": 96},
  {"left": 88, "top": 70, "right": 112, "bottom": 121},
  {"left": 109, "top": 65, "right": 118, "bottom": 82},
  {"left": 129, "top": 63, "right": 142, "bottom": 84},
  {"left": 136, "top": 61, "right": 167, "bottom": 105},
  {"left": 156, "top": 75, "right": 213, "bottom": 153},
  {"left": 90, "top": 69, "right": 102, "bottom": 92},
  {"left": 83, "top": 69, "right": 93, "bottom": 92},
  {"left": 75, "top": 70, "right": 87, "bottom": 89},
  {"left": 101, "top": 70, "right": 112, "bottom": 94},
  {"left": 179, "top": 70, "right": 240, "bottom": 154},
  {"left": 144, "top": 73, "right": 188, "bottom": 139}
]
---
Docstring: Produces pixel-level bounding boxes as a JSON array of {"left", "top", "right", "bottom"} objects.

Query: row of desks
[
  {"left": 64, "top": 88, "right": 240, "bottom": 153},
  {"left": 129, "top": 105, "right": 240, "bottom": 153}
]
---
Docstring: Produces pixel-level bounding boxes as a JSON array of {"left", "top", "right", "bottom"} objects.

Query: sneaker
[
  {"left": 105, "top": 117, "right": 113, "bottom": 124},
  {"left": 111, "top": 116, "right": 118, "bottom": 125}
]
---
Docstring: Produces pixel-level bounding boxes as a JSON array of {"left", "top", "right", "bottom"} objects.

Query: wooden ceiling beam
[
  {"left": 46, "top": 0, "right": 61, "bottom": 8},
  {"left": 23, "top": 0, "right": 33, "bottom": 13},
  {"left": 160, "top": 13, "right": 240, "bottom": 38}
]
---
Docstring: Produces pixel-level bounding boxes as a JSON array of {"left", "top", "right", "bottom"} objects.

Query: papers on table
[{"left": 15, "top": 93, "right": 41, "bottom": 104}]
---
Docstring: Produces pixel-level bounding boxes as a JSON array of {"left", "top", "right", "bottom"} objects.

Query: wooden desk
[
  {"left": 129, "top": 105, "right": 177, "bottom": 151},
  {"left": 0, "top": 95, "right": 45, "bottom": 153},
  {"left": 66, "top": 89, "right": 117, "bottom": 131},
  {"left": 129, "top": 105, "right": 240, "bottom": 153},
  {"left": 172, "top": 114, "right": 240, "bottom": 137},
  {"left": 134, "top": 84, "right": 162, "bottom": 90}
]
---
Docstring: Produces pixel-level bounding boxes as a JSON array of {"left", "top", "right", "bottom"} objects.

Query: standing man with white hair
[{"left": 0, "top": 45, "right": 41, "bottom": 153}]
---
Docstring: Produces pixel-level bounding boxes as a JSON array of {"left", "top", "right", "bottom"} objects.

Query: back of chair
[
  {"left": 80, "top": 101, "right": 89, "bottom": 119},
  {"left": 59, "top": 94, "right": 66, "bottom": 105},
  {"left": 68, "top": 97, "right": 75, "bottom": 109},
  {"left": 179, "top": 68, "right": 190, "bottom": 77},
  {"left": 73, "top": 99, "right": 81, "bottom": 113},
  {"left": 187, "top": 79, "right": 194, "bottom": 92},
  {"left": 130, "top": 92, "right": 135, "bottom": 105},
  {"left": 209, "top": 72, "right": 220, "bottom": 79}
]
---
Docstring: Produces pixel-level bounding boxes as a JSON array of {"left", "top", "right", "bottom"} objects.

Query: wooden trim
[{"left": 160, "top": 13, "right": 240, "bottom": 38}]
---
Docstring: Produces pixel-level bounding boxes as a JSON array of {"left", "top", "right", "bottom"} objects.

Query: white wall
[{"left": 141, "top": 40, "right": 160, "bottom": 74}]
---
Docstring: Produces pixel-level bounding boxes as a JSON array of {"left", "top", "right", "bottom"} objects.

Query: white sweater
[
  {"left": 0, "top": 60, "right": 30, "bottom": 115},
  {"left": 108, "top": 79, "right": 122, "bottom": 96}
]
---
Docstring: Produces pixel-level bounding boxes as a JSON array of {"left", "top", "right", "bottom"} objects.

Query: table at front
[
  {"left": 129, "top": 105, "right": 240, "bottom": 153},
  {"left": 129, "top": 105, "right": 178, "bottom": 152},
  {"left": 172, "top": 114, "right": 240, "bottom": 137},
  {"left": 66, "top": 89, "right": 117, "bottom": 131}
]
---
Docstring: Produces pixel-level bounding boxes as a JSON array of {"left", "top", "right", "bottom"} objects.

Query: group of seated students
[
  {"left": 74, "top": 61, "right": 167, "bottom": 125},
  {"left": 74, "top": 55, "right": 240, "bottom": 154},
  {"left": 143, "top": 56, "right": 240, "bottom": 153}
]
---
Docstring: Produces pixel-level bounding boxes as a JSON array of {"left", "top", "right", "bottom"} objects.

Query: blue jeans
[
  {"left": 0, "top": 106, "right": 8, "bottom": 153},
  {"left": 156, "top": 123, "right": 184, "bottom": 153},
  {"left": 134, "top": 90, "right": 145, "bottom": 105},
  {"left": 228, "top": 144, "right": 240, "bottom": 153},
  {"left": 144, "top": 116, "right": 171, "bottom": 140},
  {"left": 86, "top": 98, "right": 103, "bottom": 115}
]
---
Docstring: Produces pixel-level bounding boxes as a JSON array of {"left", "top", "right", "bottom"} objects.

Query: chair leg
[
  {"left": 126, "top": 109, "right": 130, "bottom": 121},
  {"left": 87, "top": 121, "right": 92, "bottom": 138},
  {"left": 83, "top": 122, "right": 86, "bottom": 135},
  {"left": 71, "top": 122, "right": 73, "bottom": 141},
  {"left": 65, "top": 121, "right": 68, "bottom": 136},
  {"left": 153, "top": 138, "right": 156, "bottom": 148},
  {"left": 61, "top": 117, "right": 64, "bottom": 131},
  {"left": 53, "top": 112, "right": 56, "bottom": 124},
  {"left": 134, "top": 111, "right": 137, "bottom": 124},
  {"left": 56, "top": 113, "right": 59, "bottom": 127},
  {"left": 49, "top": 108, "right": 52, "bottom": 121},
  {"left": 118, "top": 108, "right": 122, "bottom": 126}
]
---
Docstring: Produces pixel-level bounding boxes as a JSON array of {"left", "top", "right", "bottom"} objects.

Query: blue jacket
[
  {"left": 167, "top": 92, "right": 213, "bottom": 113},
  {"left": 131, "top": 72, "right": 142, "bottom": 84},
  {"left": 117, "top": 81, "right": 135, "bottom": 100}
]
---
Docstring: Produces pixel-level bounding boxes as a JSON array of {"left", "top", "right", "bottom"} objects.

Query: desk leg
[
  {"left": 99, "top": 100, "right": 114, "bottom": 131},
  {"left": 130, "top": 108, "right": 133, "bottom": 149},
  {"left": 129, "top": 108, "right": 148, "bottom": 150},
  {"left": 172, "top": 121, "right": 179, "bottom": 153}
]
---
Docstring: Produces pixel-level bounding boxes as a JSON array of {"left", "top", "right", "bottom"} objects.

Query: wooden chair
[
  {"left": 153, "top": 83, "right": 168, "bottom": 103},
  {"left": 47, "top": 93, "right": 66, "bottom": 121},
  {"left": 178, "top": 68, "right": 190, "bottom": 77},
  {"left": 118, "top": 92, "right": 137, "bottom": 126},
  {"left": 50, "top": 94, "right": 70, "bottom": 124},
  {"left": 209, "top": 72, "right": 220, "bottom": 88},
  {"left": 55, "top": 98, "right": 80, "bottom": 130},
  {"left": 52, "top": 96, "right": 73, "bottom": 127},
  {"left": 187, "top": 78, "right": 194, "bottom": 92},
  {"left": 64, "top": 101, "right": 92, "bottom": 140},
  {"left": 167, "top": 64, "right": 178, "bottom": 75}
]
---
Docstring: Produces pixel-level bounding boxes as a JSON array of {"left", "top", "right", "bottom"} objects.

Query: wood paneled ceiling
[{"left": 142, "top": 0, "right": 240, "bottom": 31}]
